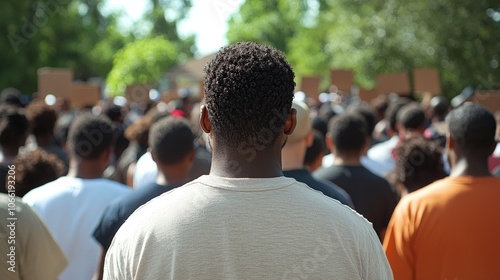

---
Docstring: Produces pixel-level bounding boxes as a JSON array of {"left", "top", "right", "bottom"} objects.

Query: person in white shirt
[
  {"left": 104, "top": 42, "right": 392, "bottom": 280},
  {"left": 23, "top": 114, "right": 130, "bottom": 280},
  {"left": 368, "top": 100, "right": 424, "bottom": 174}
]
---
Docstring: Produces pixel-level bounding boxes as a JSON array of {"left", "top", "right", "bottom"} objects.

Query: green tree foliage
[
  {"left": 145, "top": 0, "right": 195, "bottom": 60},
  {"left": 228, "top": 0, "right": 500, "bottom": 97},
  {"left": 106, "top": 36, "right": 179, "bottom": 96},
  {"left": 1, "top": 0, "right": 132, "bottom": 94},
  {"left": 1, "top": 0, "right": 195, "bottom": 96}
]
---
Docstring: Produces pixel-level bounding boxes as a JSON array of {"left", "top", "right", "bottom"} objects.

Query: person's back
[
  {"left": 23, "top": 114, "right": 130, "bottom": 280},
  {"left": 107, "top": 175, "right": 389, "bottom": 279},
  {"left": 104, "top": 42, "right": 392, "bottom": 280},
  {"left": 384, "top": 104, "right": 500, "bottom": 279},
  {"left": 315, "top": 113, "right": 398, "bottom": 239},
  {"left": 0, "top": 193, "right": 67, "bottom": 280}
]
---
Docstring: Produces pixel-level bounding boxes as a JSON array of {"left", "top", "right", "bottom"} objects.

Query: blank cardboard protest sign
[
  {"left": 71, "top": 84, "right": 101, "bottom": 109},
  {"left": 376, "top": 72, "right": 411, "bottom": 96},
  {"left": 162, "top": 89, "right": 179, "bottom": 104},
  {"left": 413, "top": 68, "right": 441, "bottom": 95},
  {"left": 37, "top": 68, "right": 73, "bottom": 99},
  {"left": 330, "top": 69, "right": 353, "bottom": 93},
  {"left": 358, "top": 88, "right": 379, "bottom": 103},
  {"left": 473, "top": 91, "right": 500, "bottom": 114},
  {"left": 125, "top": 84, "right": 152, "bottom": 103},
  {"left": 300, "top": 76, "right": 322, "bottom": 100}
]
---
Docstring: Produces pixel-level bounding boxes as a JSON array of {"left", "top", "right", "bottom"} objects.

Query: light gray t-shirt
[{"left": 105, "top": 175, "right": 393, "bottom": 280}]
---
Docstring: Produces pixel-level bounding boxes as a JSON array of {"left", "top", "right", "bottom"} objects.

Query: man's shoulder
[{"left": 23, "top": 177, "right": 67, "bottom": 203}]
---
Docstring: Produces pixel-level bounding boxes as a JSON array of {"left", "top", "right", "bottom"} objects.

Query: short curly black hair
[
  {"left": 26, "top": 100, "right": 58, "bottom": 137},
  {"left": 203, "top": 42, "right": 295, "bottom": 150},
  {"left": 13, "top": 149, "right": 65, "bottom": 197},
  {"left": 329, "top": 113, "right": 368, "bottom": 152},
  {"left": 149, "top": 117, "right": 194, "bottom": 164},
  {"left": 394, "top": 136, "right": 446, "bottom": 193},
  {"left": 0, "top": 105, "right": 29, "bottom": 147},
  {"left": 397, "top": 104, "right": 426, "bottom": 130},
  {"left": 448, "top": 104, "right": 496, "bottom": 155},
  {"left": 67, "top": 114, "right": 115, "bottom": 160}
]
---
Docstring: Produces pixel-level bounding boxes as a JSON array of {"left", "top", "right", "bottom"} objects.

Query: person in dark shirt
[
  {"left": 282, "top": 100, "right": 353, "bottom": 207},
  {"left": 92, "top": 116, "right": 196, "bottom": 280},
  {"left": 314, "top": 112, "right": 398, "bottom": 240}
]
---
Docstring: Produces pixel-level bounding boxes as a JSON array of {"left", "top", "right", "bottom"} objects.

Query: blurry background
[{"left": 2, "top": 0, "right": 499, "bottom": 100}]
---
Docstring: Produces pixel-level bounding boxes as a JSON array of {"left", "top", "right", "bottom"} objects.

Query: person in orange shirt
[{"left": 383, "top": 103, "right": 500, "bottom": 280}]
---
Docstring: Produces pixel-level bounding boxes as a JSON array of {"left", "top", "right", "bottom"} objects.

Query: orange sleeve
[{"left": 383, "top": 199, "right": 415, "bottom": 280}]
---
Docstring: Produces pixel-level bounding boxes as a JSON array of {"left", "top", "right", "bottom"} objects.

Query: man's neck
[
  {"left": 67, "top": 159, "right": 104, "bottom": 179},
  {"left": 156, "top": 166, "right": 190, "bottom": 186},
  {"left": 450, "top": 157, "right": 492, "bottom": 177},
  {"left": 210, "top": 147, "right": 284, "bottom": 178},
  {"left": 333, "top": 152, "right": 362, "bottom": 166},
  {"left": 35, "top": 134, "right": 54, "bottom": 147}
]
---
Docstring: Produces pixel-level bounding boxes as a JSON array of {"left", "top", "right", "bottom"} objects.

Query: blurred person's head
[
  {"left": 124, "top": 117, "right": 151, "bottom": 148},
  {"left": 12, "top": 149, "right": 65, "bottom": 197},
  {"left": 396, "top": 104, "right": 426, "bottom": 136},
  {"left": 348, "top": 105, "right": 377, "bottom": 138},
  {"left": 428, "top": 96, "right": 449, "bottom": 122},
  {"left": 327, "top": 113, "right": 369, "bottom": 164},
  {"left": 149, "top": 117, "right": 195, "bottom": 184},
  {"left": 394, "top": 136, "right": 446, "bottom": 196},
  {"left": 318, "top": 103, "right": 337, "bottom": 125},
  {"left": 385, "top": 98, "right": 412, "bottom": 136},
  {"left": 54, "top": 112, "right": 76, "bottom": 147},
  {"left": 201, "top": 42, "right": 295, "bottom": 177},
  {"left": 1, "top": 88, "right": 23, "bottom": 107},
  {"left": 370, "top": 95, "right": 389, "bottom": 122},
  {"left": 0, "top": 106, "right": 29, "bottom": 159},
  {"left": 26, "top": 100, "right": 58, "bottom": 144},
  {"left": 304, "top": 130, "right": 326, "bottom": 172},
  {"left": 66, "top": 114, "right": 115, "bottom": 178},
  {"left": 447, "top": 104, "right": 497, "bottom": 176},
  {"left": 105, "top": 105, "right": 124, "bottom": 124}
]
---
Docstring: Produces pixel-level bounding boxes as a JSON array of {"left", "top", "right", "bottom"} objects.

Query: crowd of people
[{"left": 1, "top": 42, "right": 499, "bottom": 280}]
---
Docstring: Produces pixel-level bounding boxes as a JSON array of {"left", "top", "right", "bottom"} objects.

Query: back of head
[
  {"left": 329, "top": 113, "right": 368, "bottom": 153},
  {"left": 348, "top": 105, "right": 376, "bottom": 136},
  {"left": 1, "top": 88, "right": 23, "bottom": 107},
  {"left": 149, "top": 117, "right": 195, "bottom": 165},
  {"left": 385, "top": 98, "right": 412, "bottom": 132},
  {"left": 429, "top": 96, "right": 449, "bottom": 120},
  {"left": 14, "top": 149, "right": 65, "bottom": 197},
  {"left": 0, "top": 105, "right": 29, "bottom": 148},
  {"left": 395, "top": 136, "right": 446, "bottom": 193},
  {"left": 67, "top": 114, "right": 114, "bottom": 160},
  {"left": 203, "top": 42, "right": 295, "bottom": 150},
  {"left": 448, "top": 104, "right": 496, "bottom": 156},
  {"left": 286, "top": 99, "right": 311, "bottom": 144},
  {"left": 397, "top": 104, "right": 426, "bottom": 130},
  {"left": 105, "top": 105, "right": 123, "bottom": 123},
  {"left": 26, "top": 100, "right": 58, "bottom": 137},
  {"left": 371, "top": 95, "right": 389, "bottom": 121},
  {"left": 304, "top": 130, "right": 325, "bottom": 168}
]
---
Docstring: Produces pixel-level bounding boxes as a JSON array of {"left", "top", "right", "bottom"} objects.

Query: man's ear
[
  {"left": 199, "top": 105, "right": 211, "bottom": 134},
  {"left": 149, "top": 148, "right": 159, "bottom": 164},
  {"left": 283, "top": 108, "right": 297, "bottom": 136},
  {"left": 446, "top": 133, "right": 455, "bottom": 152},
  {"left": 102, "top": 146, "right": 113, "bottom": 164}
]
